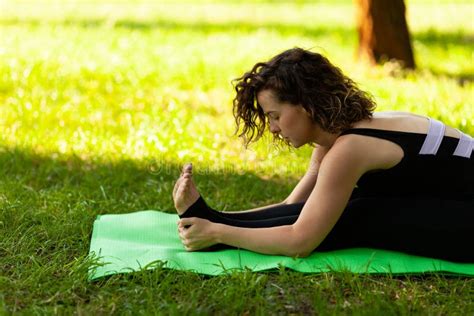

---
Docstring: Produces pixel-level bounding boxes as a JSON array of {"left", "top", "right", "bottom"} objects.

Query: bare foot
[{"left": 173, "top": 163, "right": 201, "bottom": 215}]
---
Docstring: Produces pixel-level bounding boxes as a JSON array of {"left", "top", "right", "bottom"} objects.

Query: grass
[{"left": 1, "top": 0, "right": 473, "bottom": 314}]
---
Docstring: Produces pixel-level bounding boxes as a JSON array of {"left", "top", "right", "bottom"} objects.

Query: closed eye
[{"left": 266, "top": 114, "right": 279, "bottom": 121}]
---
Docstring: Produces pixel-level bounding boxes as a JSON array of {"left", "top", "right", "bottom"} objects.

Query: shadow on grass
[
  {"left": 3, "top": 17, "right": 472, "bottom": 77},
  {"left": 412, "top": 29, "right": 474, "bottom": 85},
  {"left": 0, "top": 17, "right": 354, "bottom": 38},
  {"left": 413, "top": 29, "right": 474, "bottom": 47},
  {"left": 0, "top": 145, "right": 294, "bottom": 216},
  {"left": 425, "top": 70, "right": 473, "bottom": 86},
  {"left": 0, "top": 145, "right": 296, "bottom": 311},
  {"left": 3, "top": 16, "right": 473, "bottom": 44},
  {"left": 1, "top": 146, "right": 472, "bottom": 314}
]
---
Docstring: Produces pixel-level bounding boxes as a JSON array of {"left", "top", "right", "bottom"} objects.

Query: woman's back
[
  {"left": 339, "top": 111, "right": 473, "bottom": 199},
  {"left": 353, "top": 111, "right": 462, "bottom": 138}
]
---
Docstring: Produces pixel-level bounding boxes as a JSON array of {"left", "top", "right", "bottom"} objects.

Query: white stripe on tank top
[{"left": 419, "top": 118, "right": 472, "bottom": 158}]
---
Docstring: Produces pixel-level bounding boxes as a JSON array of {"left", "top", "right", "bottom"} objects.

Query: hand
[{"left": 177, "top": 217, "right": 218, "bottom": 251}]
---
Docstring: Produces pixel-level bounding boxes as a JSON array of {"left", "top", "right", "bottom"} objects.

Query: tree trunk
[{"left": 355, "top": 0, "right": 416, "bottom": 69}]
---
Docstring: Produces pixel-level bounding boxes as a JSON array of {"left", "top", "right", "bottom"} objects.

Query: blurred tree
[{"left": 355, "top": 0, "right": 416, "bottom": 69}]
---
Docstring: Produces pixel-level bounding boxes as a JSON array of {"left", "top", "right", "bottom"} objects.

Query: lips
[{"left": 278, "top": 134, "right": 290, "bottom": 142}]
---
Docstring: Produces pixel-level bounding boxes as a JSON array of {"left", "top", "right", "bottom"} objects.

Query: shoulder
[
  {"left": 329, "top": 130, "right": 405, "bottom": 171},
  {"left": 326, "top": 134, "right": 371, "bottom": 165},
  {"left": 319, "top": 134, "right": 375, "bottom": 180},
  {"left": 310, "top": 145, "right": 330, "bottom": 164}
]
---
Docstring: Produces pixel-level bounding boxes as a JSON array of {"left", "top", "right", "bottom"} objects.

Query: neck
[{"left": 311, "top": 125, "right": 341, "bottom": 148}]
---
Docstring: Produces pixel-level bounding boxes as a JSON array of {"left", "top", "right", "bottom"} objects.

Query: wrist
[{"left": 211, "top": 222, "right": 224, "bottom": 244}]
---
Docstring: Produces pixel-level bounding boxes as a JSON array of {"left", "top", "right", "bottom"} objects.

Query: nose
[{"left": 269, "top": 120, "right": 280, "bottom": 134}]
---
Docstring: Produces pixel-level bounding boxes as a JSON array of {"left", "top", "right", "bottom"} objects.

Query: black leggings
[{"left": 179, "top": 190, "right": 474, "bottom": 262}]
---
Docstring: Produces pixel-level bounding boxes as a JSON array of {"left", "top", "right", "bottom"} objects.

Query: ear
[{"left": 300, "top": 105, "right": 313, "bottom": 118}]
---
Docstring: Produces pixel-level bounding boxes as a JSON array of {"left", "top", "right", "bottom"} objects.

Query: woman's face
[{"left": 257, "top": 89, "right": 317, "bottom": 148}]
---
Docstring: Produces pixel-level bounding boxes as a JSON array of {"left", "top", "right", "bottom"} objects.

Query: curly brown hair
[{"left": 232, "top": 47, "right": 376, "bottom": 146}]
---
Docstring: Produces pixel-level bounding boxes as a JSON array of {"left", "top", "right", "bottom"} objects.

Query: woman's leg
[
  {"left": 178, "top": 187, "right": 363, "bottom": 224},
  {"left": 175, "top": 164, "right": 304, "bottom": 227},
  {"left": 181, "top": 192, "right": 473, "bottom": 262},
  {"left": 174, "top": 165, "right": 473, "bottom": 261},
  {"left": 317, "top": 195, "right": 474, "bottom": 262},
  {"left": 180, "top": 196, "right": 304, "bottom": 228}
]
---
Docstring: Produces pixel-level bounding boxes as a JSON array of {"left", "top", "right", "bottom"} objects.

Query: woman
[{"left": 172, "top": 48, "right": 473, "bottom": 262}]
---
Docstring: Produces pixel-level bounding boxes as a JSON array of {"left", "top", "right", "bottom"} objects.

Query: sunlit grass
[
  {"left": 0, "top": 12, "right": 472, "bottom": 172},
  {"left": 0, "top": 0, "right": 473, "bottom": 314}
]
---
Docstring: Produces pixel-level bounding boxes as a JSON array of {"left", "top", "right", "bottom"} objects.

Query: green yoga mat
[{"left": 88, "top": 210, "right": 474, "bottom": 280}]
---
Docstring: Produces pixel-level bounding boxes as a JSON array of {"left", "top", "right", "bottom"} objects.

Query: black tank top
[{"left": 339, "top": 128, "right": 473, "bottom": 200}]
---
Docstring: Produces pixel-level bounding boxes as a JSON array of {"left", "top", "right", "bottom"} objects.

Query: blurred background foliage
[{"left": 0, "top": 0, "right": 472, "bottom": 177}]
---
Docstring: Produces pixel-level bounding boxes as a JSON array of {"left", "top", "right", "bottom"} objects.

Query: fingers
[
  {"left": 179, "top": 237, "right": 199, "bottom": 252},
  {"left": 179, "top": 218, "right": 194, "bottom": 227},
  {"left": 177, "top": 217, "right": 201, "bottom": 251},
  {"left": 178, "top": 228, "right": 193, "bottom": 251}
]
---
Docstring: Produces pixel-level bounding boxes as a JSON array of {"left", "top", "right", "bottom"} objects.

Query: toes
[
  {"left": 183, "top": 164, "right": 193, "bottom": 175},
  {"left": 173, "top": 177, "right": 184, "bottom": 196},
  {"left": 182, "top": 179, "right": 190, "bottom": 191},
  {"left": 175, "top": 189, "right": 185, "bottom": 206},
  {"left": 173, "top": 187, "right": 178, "bottom": 198},
  {"left": 182, "top": 163, "right": 192, "bottom": 173},
  {"left": 180, "top": 180, "right": 192, "bottom": 193},
  {"left": 176, "top": 171, "right": 191, "bottom": 186},
  {"left": 173, "top": 181, "right": 180, "bottom": 197}
]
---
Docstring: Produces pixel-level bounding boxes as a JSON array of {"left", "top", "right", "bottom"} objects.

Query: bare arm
[
  {"left": 283, "top": 145, "right": 329, "bottom": 204},
  {"left": 211, "top": 139, "right": 367, "bottom": 257}
]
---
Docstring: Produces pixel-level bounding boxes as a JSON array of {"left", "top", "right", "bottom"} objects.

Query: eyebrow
[{"left": 264, "top": 111, "right": 277, "bottom": 115}]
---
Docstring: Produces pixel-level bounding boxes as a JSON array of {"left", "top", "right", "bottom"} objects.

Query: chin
[{"left": 290, "top": 140, "right": 303, "bottom": 148}]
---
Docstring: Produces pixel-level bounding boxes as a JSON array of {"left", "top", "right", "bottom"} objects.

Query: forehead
[{"left": 257, "top": 90, "right": 280, "bottom": 110}]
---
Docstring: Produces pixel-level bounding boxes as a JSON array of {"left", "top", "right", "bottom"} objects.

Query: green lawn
[{"left": 1, "top": 0, "right": 473, "bottom": 314}]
